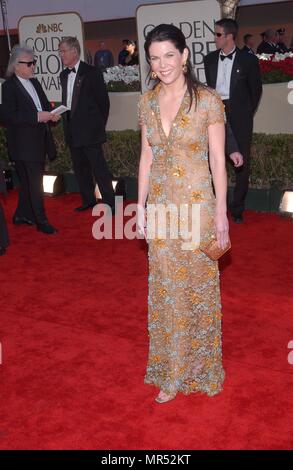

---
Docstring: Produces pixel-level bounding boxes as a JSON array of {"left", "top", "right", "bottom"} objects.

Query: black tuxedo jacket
[
  {"left": 60, "top": 61, "right": 110, "bottom": 148},
  {"left": 242, "top": 45, "right": 254, "bottom": 54},
  {"left": 256, "top": 41, "right": 277, "bottom": 55},
  {"left": 0, "top": 160, "right": 6, "bottom": 194},
  {"left": 204, "top": 48, "right": 262, "bottom": 155},
  {"left": 0, "top": 75, "right": 56, "bottom": 162}
]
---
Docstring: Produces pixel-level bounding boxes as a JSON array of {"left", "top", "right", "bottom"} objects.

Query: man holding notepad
[
  {"left": 59, "top": 37, "right": 115, "bottom": 214},
  {"left": 1, "top": 45, "right": 60, "bottom": 235}
]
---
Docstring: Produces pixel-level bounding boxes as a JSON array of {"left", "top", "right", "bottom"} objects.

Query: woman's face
[{"left": 149, "top": 40, "right": 188, "bottom": 85}]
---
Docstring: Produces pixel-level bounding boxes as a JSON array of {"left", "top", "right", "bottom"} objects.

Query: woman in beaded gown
[{"left": 137, "top": 24, "right": 229, "bottom": 404}]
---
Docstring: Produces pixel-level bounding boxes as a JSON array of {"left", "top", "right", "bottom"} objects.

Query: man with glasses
[
  {"left": 1, "top": 45, "right": 59, "bottom": 234},
  {"left": 59, "top": 37, "right": 115, "bottom": 214},
  {"left": 204, "top": 19, "right": 262, "bottom": 224}
]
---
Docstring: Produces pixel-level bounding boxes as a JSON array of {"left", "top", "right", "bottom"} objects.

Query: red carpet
[{"left": 0, "top": 190, "right": 293, "bottom": 450}]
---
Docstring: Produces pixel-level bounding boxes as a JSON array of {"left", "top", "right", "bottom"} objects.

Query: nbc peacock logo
[{"left": 36, "top": 23, "right": 63, "bottom": 33}]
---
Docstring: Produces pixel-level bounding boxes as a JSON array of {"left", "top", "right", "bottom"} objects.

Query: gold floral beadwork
[
  {"left": 172, "top": 166, "right": 185, "bottom": 178},
  {"left": 151, "top": 310, "right": 160, "bottom": 321},
  {"left": 152, "top": 183, "right": 162, "bottom": 196},
  {"left": 138, "top": 84, "right": 225, "bottom": 397},
  {"left": 153, "top": 238, "right": 166, "bottom": 248},
  {"left": 188, "top": 291, "right": 202, "bottom": 305},
  {"left": 191, "top": 191, "right": 204, "bottom": 203},
  {"left": 179, "top": 114, "right": 190, "bottom": 128},
  {"left": 189, "top": 142, "right": 201, "bottom": 153},
  {"left": 174, "top": 266, "right": 188, "bottom": 280},
  {"left": 157, "top": 287, "right": 167, "bottom": 297}
]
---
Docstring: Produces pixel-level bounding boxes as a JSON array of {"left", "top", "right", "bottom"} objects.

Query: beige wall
[{"left": 106, "top": 83, "right": 293, "bottom": 134}]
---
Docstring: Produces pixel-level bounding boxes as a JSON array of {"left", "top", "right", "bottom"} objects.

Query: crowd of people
[
  {"left": 82, "top": 27, "right": 292, "bottom": 73},
  {"left": 241, "top": 27, "right": 292, "bottom": 55},
  {"left": 86, "top": 39, "right": 139, "bottom": 71},
  {"left": 0, "top": 37, "right": 115, "bottom": 255},
  {"left": 0, "top": 16, "right": 281, "bottom": 404}
]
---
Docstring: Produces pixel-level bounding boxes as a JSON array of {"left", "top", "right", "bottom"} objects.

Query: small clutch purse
[{"left": 200, "top": 238, "right": 231, "bottom": 261}]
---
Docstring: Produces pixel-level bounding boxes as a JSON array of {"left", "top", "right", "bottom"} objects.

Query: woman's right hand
[
  {"left": 215, "top": 211, "right": 229, "bottom": 249},
  {"left": 137, "top": 203, "right": 147, "bottom": 240}
]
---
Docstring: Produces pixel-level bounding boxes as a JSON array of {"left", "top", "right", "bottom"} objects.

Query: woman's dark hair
[{"left": 144, "top": 24, "right": 201, "bottom": 111}]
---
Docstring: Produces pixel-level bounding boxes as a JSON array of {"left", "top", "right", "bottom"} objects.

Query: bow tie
[
  {"left": 65, "top": 67, "right": 76, "bottom": 75},
  {"left": 220, "top": 52, "right": 234, "bottom": 61}
]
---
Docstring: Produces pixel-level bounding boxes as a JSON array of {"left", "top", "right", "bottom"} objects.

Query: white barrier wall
[{"left": 106, "top": 82, "right": 293, "bottom": 134}]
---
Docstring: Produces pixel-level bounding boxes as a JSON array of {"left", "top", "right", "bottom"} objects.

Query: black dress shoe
[
  {"left": 37, "top": 222, "right": 58, "bottom": 234},
  {"left": 13, "top": 215, "right": 35, "bottom": 226},
  {"left": 232, "top": 215, "right": 243, "bottom": 224},
  {"left": 0, "top": 246, "right": 6, "bottom": 256},
  {"left": 74, "top": 202, "right": 97, "bottom": 212}
]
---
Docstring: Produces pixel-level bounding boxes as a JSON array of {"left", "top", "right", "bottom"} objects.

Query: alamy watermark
[
  {"left": 288, "top": 340, "right": 293, "bottom": 365},
  {"left": 91, "top": 196, "right": 201, "bottom": 250},
  {"left": 287, "top": 80, "right": 293, "bottom": 105}
]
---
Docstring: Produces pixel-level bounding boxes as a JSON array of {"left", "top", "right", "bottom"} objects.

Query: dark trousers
[
  {"left": 14, "top": 160, "right": 47, "bottom": 223},
  {"left": 230, "top": 154, "right": 251, "bottom": 217},
  {"left": 69, "top": 144, "right": 115, "bottom": 207},
  {"left": 223, "top": 99, "right": 251, "bottom": 217},
  {"left": 0, "top": 202, "right": 9, "bottom": 248}
]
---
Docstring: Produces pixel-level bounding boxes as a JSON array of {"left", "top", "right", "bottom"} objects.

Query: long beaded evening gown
[{"left": 139, "top": 84, "right": 225, "bottom": 396}]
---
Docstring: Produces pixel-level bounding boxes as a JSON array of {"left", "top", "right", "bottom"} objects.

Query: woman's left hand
[{"left": 215, "top": 211, "right": 229, "bottom": 249}]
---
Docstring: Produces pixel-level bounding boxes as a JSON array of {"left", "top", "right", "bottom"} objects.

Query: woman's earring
[
  {"left": 151, "top": 71, "right": 158, "bottom": 80},
  {"left": 182, "top": 62, "right": 187, "bottom": 74}
]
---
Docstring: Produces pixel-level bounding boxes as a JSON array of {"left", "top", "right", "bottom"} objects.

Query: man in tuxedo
[
  {"left": 242, "top": 34, "right": 255, "bottom": 54},
  {"left": 1, "top": 45, "right": 59, "bottom": 234},
  {"left": 257, "top": 29, "right": 278, "bottom": 55},
  {"left": 59, "top": 37, "right": 115, "bottom": 213},
  {"left": 0, "top": 160, "right": 9, "bottom": 255},
  {"left": 204, "top": 18, "right": 262, "bottom": 223},
  {"left": 276, "top": 28, "right": 289, "bottom": 53}
]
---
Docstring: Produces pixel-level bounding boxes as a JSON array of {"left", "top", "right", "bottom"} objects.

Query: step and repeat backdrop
[
  {"left": 137, "top": 0, "right": 220, "bottom": 91},
  {"left": 18, "top": 12, "right": 85, "bottom": 102}
]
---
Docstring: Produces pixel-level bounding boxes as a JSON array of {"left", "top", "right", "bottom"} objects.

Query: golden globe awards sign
[
  {"left": 137, "top": 0, "right": 221, "bottom": 92},
  {"left": 18, "top": 12, "right": 85, "bottom": 102}
]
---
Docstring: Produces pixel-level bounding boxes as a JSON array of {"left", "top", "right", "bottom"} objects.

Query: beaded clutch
[{"left": 200, "top": 238, "right": 231, "bottom": 261}]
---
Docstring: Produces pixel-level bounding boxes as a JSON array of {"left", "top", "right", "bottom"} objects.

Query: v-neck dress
[{"left": 138, "top": 84, "right": 226, "bottom": 397}]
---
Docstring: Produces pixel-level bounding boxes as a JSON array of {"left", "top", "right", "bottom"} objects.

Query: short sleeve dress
[{"left": 138, "top": 84, "right": 226, "bottom": 397}]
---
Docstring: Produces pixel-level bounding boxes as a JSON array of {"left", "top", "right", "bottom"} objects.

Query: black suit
[
  {"left": 60, "top": 61, "right": 115, "bottom": 208},
  {"left": 256, "top": 41, "right": 277, "bottom": 55},
  {"left": 242, "top": 45, "right": 254, "bottom": 55},
  {"left": 1, "top": 75, "right": 56, "bottom": 224},
  {"left": 0, "top": 160, "right": 9, "bottom": 249},
  {"left": 204, "top": 48, "right": 262, "bottom": 217}
]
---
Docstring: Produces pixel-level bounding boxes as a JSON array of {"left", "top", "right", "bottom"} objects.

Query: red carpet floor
[{"left": 0, "top": 191, "right": 292, "bottom": 450}]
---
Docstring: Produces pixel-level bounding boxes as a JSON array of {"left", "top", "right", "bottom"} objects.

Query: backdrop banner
[
  {"left": 136, "top": 0, "right": 221, "bottom": 92},
  {"left": 18, "top": 12, "right": 85, "bottom": 102},
  {"left": 3, "top": 0, "right": 284, "bottom": 29}
]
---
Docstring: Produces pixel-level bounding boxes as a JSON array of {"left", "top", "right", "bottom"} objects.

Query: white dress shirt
[
  {"left": 66, "top": 60, "right": 80, "bottom": 110},
  {"left": 16, "top": 76, "right": 43, "bottom": 111},
  {"left": 215, "top": 48, "right": 236, "bottom": 100}
]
